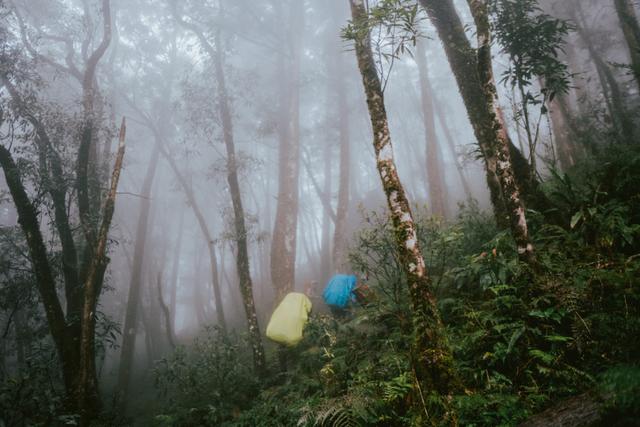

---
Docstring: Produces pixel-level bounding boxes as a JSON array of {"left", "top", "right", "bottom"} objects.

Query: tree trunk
[
  {"left": 302, "top": 152, "right": 337, "bottom": 224},
  {"left": 614, "top": 0, "right": 640, "bottom": 92},
  {"left": 78, "top": 117, "right": 126, "bottom": 423},
  {"left": 348, "top": 1, "right": 460, "bottom": 422},
  {"left": 116, "top": 143, "right": 160, "bottom": 410},
  {"left": 467, "top": 0, "right": 536, "bottom": 265},
  {"left": 333, "top": 60, "right": 351, "bottom": 272},
  {"left": 415, "top": 38, "right": 448, "bottom": 218},
  {"left": 212, "top": 24, "right": 266, "bottom": 374},
  {"left": 320, "top": 142, "right": 332, "bottom": 282},
  {"left": 168, "top": 210, "right": 184, "bottom": 331},
  {"left": 0, "top": 144, "right": 73, "bottom": 391},
  {"left": 76, "top": 0, "right": 112, "bottom": 249},
  {"left": 548, "top": 95, "right": 576, "bottom": 170},
  {"left": 156, "top": 272, "right": 176, "bottom": 349},
  {"left": 419, "top": 0, "right": 543, "bottom": 226},
  {"left": 271, "top": 0, "right": 303, "bottom": 301}
]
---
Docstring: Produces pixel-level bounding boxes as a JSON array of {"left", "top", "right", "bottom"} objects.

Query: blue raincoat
[{"left": 322, "top": 274, "right": 357, "bottom": 308}]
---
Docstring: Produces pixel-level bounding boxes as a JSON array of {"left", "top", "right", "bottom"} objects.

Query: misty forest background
[{"left": 1, "top": 0, "right": 639, "bottom": 425}]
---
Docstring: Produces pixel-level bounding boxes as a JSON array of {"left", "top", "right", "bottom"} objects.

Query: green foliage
[
  {"left": 342, "top": 0, "right": 425, "bottom": 89},
  {"left": 0, "top": 347, "right": 71, "bottom": 426},
  {"left": 599, "top": 365, "right": 640, "bottom": 424},
  {"left": 491, "top": 0, "right": 572, "bottom": 99},
  {"left": 150, "top": 146, "right": 640, "bottom": 426},
  {"left": 153, "top": 326, "right": 260, "bottom": 426}
]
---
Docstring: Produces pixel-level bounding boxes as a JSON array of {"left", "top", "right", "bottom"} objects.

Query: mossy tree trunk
[
  {"left": 348, "top": 0, "right": 460, "bottom": 422},
  {"left": 2, "top": 1, "right": 113, "bottom": 420},
  {"left": 78, "top": 118, "right": 126, "bottom": 424},
  {"left": 467, "top": 0, "right": 536, "bottom": 265},
  {"left": 419, "top": 0, "right": 544, "bottom": 228}
]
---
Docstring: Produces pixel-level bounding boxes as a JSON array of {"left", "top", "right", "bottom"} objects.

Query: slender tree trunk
[
  {"left": 614, "top": 0, "right": 640, "bottom": 91},
  {"left": 156, "top": 272, "right": 176, "bottom": 349},
  {"left": 192, "top": 243, "right": 207, "bottom": 328},
  {"left": 348, "top": 1, "right": 460, "bottom": 422},
  {"left": 415, "top": 38, "right": 448, "bottom": 218},
  {"left": 574, "top": 13, "right": 635, "bottom": 142},
  {"left": 116, "top": 144, "right": 160, "bottom": 409},
  {"left": 333, "top": 66, "right": 351, "bottom": 272},
  {"left": 320, "top": 144, "right": 332, "bottom": 281},
  {"left": 168, "top": 211, "right": 184, "bottom": 331},
  {"left": 212, "top": 24, "right": 266, "bottom": 374},
  {"left": 139, "top": 292, "right": 156, "bottom": 367}
]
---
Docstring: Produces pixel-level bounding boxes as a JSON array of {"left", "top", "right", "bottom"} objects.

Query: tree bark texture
[
  {"left": 76, "top": 0, "right": 112, "bottom": 247},
  {"left": 78, "top": 117, "right": 126, "bottom": 422},
  {"left": 419, "top": 0, "right": 542, "bottom": 227},
  {"left": 348, "top": 1, "right": 460, "bottom": 422},
  {"left": 467, "top": 0, "right": 536, "bottom": 265},
  {"left": 548, "top": 95, "right": 577, "bottom": 170}
]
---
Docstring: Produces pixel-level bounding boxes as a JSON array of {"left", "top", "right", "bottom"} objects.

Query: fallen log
[{"left": 518, "top": 392, "right": 603, "bottom": 427}]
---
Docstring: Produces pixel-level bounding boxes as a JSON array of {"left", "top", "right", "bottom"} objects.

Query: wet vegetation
[{"left": 1, "top": 0, "right": 639, "bottom": 425}]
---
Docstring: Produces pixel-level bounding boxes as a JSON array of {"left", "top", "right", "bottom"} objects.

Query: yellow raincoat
[{"left": 266, "top": 292, "right": 312, "bottom": 346}]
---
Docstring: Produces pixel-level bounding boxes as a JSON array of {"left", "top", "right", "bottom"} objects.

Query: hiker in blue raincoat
[{"left": 322, "top": 274, "right": 360, "bottom": 319}]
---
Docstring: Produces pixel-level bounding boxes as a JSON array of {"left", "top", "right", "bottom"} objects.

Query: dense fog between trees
[{"left": 1, "top": 0, "right": 640, "bottom": 425}]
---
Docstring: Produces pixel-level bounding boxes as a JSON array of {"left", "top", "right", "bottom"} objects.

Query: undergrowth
[{"left": 151, "top": 145, "right": 640, "bottom": 426}]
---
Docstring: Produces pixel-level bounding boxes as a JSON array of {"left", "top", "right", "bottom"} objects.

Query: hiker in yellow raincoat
[
  {"left": 266, "top": 285, "right": 314, "bottom": 371},
  {"left": 266, "top": 291, "right": 313, "bottom": 346}
]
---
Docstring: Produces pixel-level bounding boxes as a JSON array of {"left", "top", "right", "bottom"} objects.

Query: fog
[{"left": 1, "top": 0, "right": 639, "bottom": 424}]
